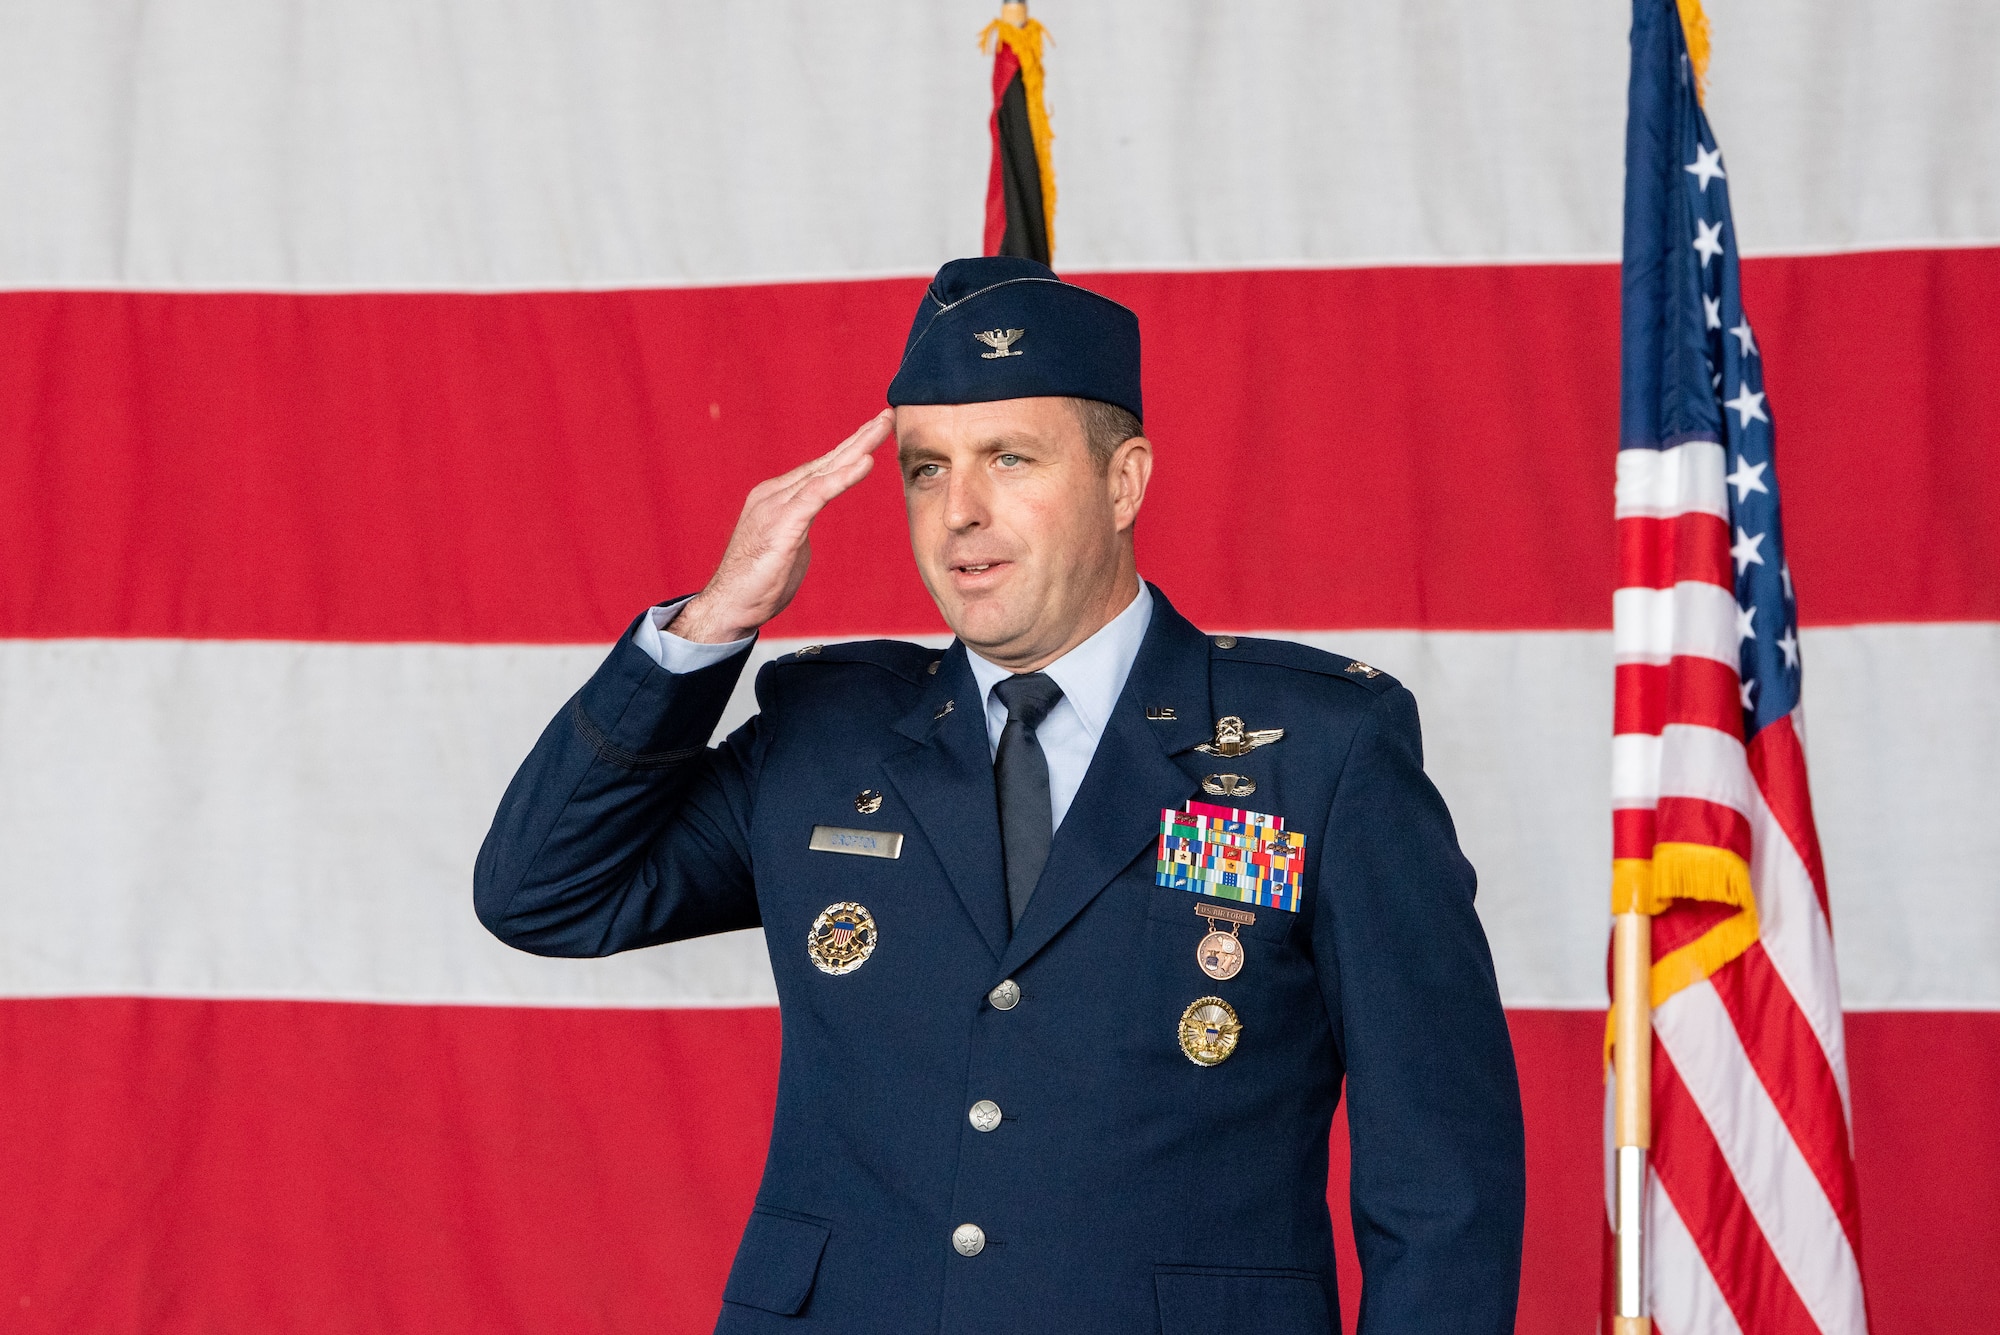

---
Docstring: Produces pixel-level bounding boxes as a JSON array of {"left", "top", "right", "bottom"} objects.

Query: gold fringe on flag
[
  {"left": 1676, "top": 0, "right": 1712, "bottom": 102},
  {"left": 1612, "top": 841, "right": 1754, "bottom": 918},
  {"left": 980, "top": 16, "right": 1058, "bottom": 260},
  {"left": 1605, "top": 844, "right": 1759, "bottom": 1063}
]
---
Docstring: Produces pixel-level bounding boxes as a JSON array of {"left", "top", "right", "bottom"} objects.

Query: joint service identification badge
[{"left": 807, "top": 902, "right": 878, "bottom": 975}]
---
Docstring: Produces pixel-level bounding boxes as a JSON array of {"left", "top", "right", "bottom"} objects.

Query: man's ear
[{"left": 1108, "top": 435, "right": 1153, "bottom": 532}]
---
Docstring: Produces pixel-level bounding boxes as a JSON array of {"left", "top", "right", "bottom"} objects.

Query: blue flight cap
[{"left": 886, "top": 257, "right": 1143, "bottom": 420}]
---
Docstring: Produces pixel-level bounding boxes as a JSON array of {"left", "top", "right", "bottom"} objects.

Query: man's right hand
[{"left": 667, "top": 410, "right": 894, "bottom": 644}]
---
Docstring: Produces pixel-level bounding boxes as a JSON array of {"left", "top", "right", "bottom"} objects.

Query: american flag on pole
[{"left": 1612, "top": 2, "right": 1868, "bottom": 1332}]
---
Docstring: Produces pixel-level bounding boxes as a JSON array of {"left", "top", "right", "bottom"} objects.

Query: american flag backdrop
[
  {"left": 1, "top": 3, "right": 1995, "bottom": 1332},
  {"left": 1612, "top": 2, "right": 1865, "bottom": 1331}
]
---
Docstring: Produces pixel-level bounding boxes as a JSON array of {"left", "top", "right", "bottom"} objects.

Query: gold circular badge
[
  {"left": 1178, "top": 996, "right": 1242, "bottom": 1066},
  {"left": 807, "top": 902, "right": 878, "bottom": 976},
  {"left": 1197, "top": 930, "right": 1245, "bottom": 981}
]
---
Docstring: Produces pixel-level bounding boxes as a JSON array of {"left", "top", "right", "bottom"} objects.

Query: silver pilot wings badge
[{"left": 1195, "top": 715, "right": 1285, "bottom": 758}]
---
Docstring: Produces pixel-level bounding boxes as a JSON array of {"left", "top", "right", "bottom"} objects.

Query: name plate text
[{"left": 808, "top": 826, "right": 904, "bottom": 860}]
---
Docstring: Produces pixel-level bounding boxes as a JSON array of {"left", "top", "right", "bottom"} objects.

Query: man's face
[{"left": 895, "top": 397, "right": 1150, "bottom": 670}]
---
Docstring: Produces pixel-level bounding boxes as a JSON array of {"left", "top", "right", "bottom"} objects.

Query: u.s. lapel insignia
[
  {"left": 807, "top": 901, "right": 878, "bottom": 975},
  {"left": 1178, "top": 996, "right": 1242, "bottom": 1066},
  {"left": 1202, "top": 773, "right": 1256, "bottom": 798},
  {"left": 1345, "top": 661, "right": 1382, "bottom": 678},
  {"left": 974, "top": 328, "right": 1025, "bottom": 359},
  {"left": 1196, "top": 716, "right": 1284, "bottom": 757}
]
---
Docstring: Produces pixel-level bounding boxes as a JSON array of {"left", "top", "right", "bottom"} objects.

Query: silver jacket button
[
  {"left": 952, "top": 1223, "right": 986, "bottom": 1256},
  {"left": 968, "top": 1100, "right": 1003, "bottom": 1133},
  {"left": 988, "top": 979, "right": 1021, "bottom": 1011}
]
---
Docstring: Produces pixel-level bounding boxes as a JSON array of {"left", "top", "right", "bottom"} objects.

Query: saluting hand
[{"left": 669, "top": 410, "right": 894, "bottom": 643}]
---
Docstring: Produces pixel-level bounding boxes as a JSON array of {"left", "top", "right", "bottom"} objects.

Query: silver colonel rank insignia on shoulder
[{"left": 974, "top": 328, "right": 1025, "bottom": 358}]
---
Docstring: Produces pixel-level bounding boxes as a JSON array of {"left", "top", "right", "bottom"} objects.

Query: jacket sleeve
[
  {"left": 472, "top": 615, "right": 766, "bottom": 957},
  {"left": 1311, "top": 684, "right": 1526, "bottom": 1334}
]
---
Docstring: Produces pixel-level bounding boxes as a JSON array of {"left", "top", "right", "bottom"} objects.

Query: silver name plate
[{"left": 808, "top": 825, "right": 904, "bottom": 860}]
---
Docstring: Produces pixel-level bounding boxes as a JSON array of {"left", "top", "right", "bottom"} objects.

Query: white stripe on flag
[
  {"left": 1613, "top": 584, "right": 1741, "bottom": 667},
  {"left": 1655, "top": 982, "right": 1869, "bottom": 1335},
  {"left": 1648, "top": 1167, "right": 1748, "bottom": 1335},
  {"left": 1610, "top": 732, "right": 1664, "bottom": 809},
  {"left": 1615, "top": 440, "right": 1729, "bottom": 520},
  {"left": 1, "top": 0, "right": 1994, "bottom": 290},
  {"left": 3, "top": 627, "right": 1998, "bottom": 1009},
  {"left": 1656, "top": 724, "right": 1755, "bottom": 819},
  {"left": 1748, "top": 778, "right": 1855, "bottom": 1118},
  {"left": 1611, "top": 724, "right": 1755, "bottom": 816}
]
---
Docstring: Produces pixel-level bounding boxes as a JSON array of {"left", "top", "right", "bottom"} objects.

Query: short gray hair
[{"left": 1068, "top": 398, "right": 1145, "bottom": 469}]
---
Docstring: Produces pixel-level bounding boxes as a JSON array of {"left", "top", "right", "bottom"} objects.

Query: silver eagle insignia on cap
[{"left": 974, "top": 328, "right": 1025, "bottom": 359}]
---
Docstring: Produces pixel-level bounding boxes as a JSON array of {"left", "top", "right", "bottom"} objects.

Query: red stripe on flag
[
  {"left": 1748, "top": 714, "right": 1830, "bottom": 913},
  {"left": 1652, "top": 898, "right": 1745, "bottom": 959},
  {"left": 1617, "top": 512, "right": 1734, "bottom": 591},
  {"left": 1654, "top": 795, "right": 1753, "bottom": 861},
  {"left": 1612, "top": 805, "right": 1656, "bottom": 861},
  {"left": 2, "top": 1000, "right": 1990, "bottom": 1332},
  {"left": 1741, "top": 246, "right": 2000, "bottom": 627},
  {"left": 4, "top": 249, "right": 1996, "bottom": 641},
  {"left": 1652, "top": 1046, "right": 1824, "bottom": 1335},
  {"left": 0, "top": 997, "right": 779, "bottom": 1333},
  {"left": 1614, "top": 656, "right": 1744, "bottom": 739},
  {"left": 1709, "top": 945, "right": 1865, "bottom": 1257}
]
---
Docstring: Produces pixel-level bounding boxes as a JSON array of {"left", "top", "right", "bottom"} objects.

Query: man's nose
[{"left": 942, "top": 470, "right": 988, "bottom": 532}]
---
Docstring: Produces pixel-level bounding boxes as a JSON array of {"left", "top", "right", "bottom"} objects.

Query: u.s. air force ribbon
[{"left": 1154, "top": 799, "right": 1305, "bottom": 913}]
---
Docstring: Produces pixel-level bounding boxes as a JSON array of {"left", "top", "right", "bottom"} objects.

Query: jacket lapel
[
  {"left": 880, "top": 642, "right": 1011, "bottom": 962},
  {"left": 998, "top": 587, "right": 1214, "bottom": 977}
]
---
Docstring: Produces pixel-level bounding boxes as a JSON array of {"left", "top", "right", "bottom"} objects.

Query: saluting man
[{"left": 475, "top": 257, "right": 1524, "bottom": 1334}]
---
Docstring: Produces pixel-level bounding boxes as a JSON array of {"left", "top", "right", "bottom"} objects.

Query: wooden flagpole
[{"left": 1612, "top": 909, "right": 1652, "bottom": 1335}]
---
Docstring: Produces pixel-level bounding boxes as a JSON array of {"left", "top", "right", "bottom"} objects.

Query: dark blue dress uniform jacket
[{"left": 474, "top": 585, "right": 1524, "bottom": 1335}]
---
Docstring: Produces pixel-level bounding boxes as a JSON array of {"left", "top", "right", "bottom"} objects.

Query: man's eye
[
  {"left": 912, "top": 463, "right": 942, "bottom": 479},
  {"left": 996, "top": 453, "right": 1022, "bottom": 467}
]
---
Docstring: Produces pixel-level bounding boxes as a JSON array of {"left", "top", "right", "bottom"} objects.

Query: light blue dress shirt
[{"left": 634, "top": 579, "right": 1154, "bottom": 832}]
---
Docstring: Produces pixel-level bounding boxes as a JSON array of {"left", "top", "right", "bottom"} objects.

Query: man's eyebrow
[
  {"left": 897, "top": 437, "right": 947, "bottom": 468},
  {"left": 898, "top": 429, "right": 1052, "bottom": 469},
  {"left": 976, "top": 431, "right": 1047, "bottom": 453}
]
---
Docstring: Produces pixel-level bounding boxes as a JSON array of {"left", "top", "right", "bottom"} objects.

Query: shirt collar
[{"left": 965, "top": 578, "right": 1154, "bottom": 735}]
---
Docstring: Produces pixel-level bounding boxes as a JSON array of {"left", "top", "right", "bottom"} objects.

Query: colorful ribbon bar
[{"left": 1155, "top": 800, "right": 1305, "bottom": 912}]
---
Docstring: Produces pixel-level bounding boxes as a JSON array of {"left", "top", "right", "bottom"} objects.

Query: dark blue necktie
[{"left": 992, "top": 672, "right": 1065, "bottom": 929}]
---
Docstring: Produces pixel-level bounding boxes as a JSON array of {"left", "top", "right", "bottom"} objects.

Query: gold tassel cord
[
  {"left": 980, "top": 17, "right": 1058, "bottom": 261},
  {"left": 1603, "top": 903, "right": 1760, "bottom": 1065},
  {"left": 1676, "top": 0, "right": 1712, "bottom": 102},
  {"left": 1606, "top": 841, "right": 1758, "bottom": 1047}
]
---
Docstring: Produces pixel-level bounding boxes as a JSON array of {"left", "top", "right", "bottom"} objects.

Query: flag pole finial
[{"left": 1000, "top": 1, "right": 1028, "bottom": 26}]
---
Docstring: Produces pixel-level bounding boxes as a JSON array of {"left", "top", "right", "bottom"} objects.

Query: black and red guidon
[{"left": 984, "top": 32, "right": 1048, "bottom": 263}]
